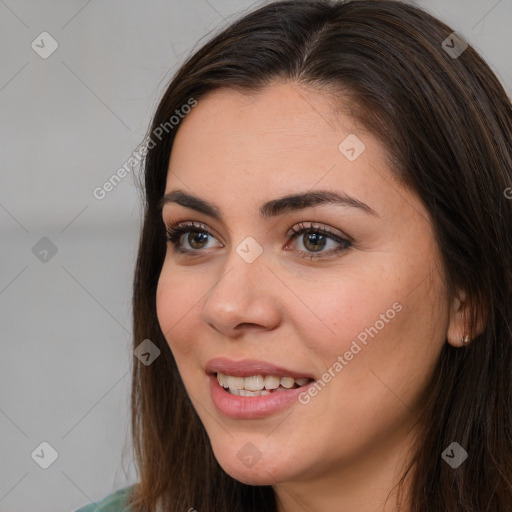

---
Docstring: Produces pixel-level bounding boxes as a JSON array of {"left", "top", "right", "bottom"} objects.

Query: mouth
[
  {"left": 215, "top": 372, "right": 314, "bottom": 396},
  {"left": 206, "top": 358, "right": 317, "bottom": 418}
]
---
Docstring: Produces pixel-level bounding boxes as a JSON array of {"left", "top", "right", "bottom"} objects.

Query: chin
[
  {"left": 210, "top": 438, "right": 298, "bottom": 486},
  {"left": 217, "top": 457, "right": 286, "bottom": 486}
]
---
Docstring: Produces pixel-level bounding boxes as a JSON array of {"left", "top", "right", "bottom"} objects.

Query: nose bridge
[{"left": 201, "top": 237, "right": 281, "bottom": 334}]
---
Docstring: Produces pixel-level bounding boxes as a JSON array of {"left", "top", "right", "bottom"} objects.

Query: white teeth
[
  {"left": 280, "top": 376, "right": 295, "bottom": 389},
  {"left": 264, "top": 375, "right": 281, "bottom": 390},
  {"left": 216, "top": 372, "right": 311, "bottom": 395},
  {"left": 244, "top": 375, "right": 265, "bottom": 391},
  {"left": 232, "top": 389, "right": 271, "bottom": 397},
  {"left": 218, "top": 373, "right": 244, "bottom": 389}
]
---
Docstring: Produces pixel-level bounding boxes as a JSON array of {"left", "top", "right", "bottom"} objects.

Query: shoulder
[{"left": 73, "top": 484, "right": 136, "bottom": 512}]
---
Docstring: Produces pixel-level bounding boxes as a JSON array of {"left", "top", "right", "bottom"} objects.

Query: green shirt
[{"left": 74, "top": 485, "right": 135, "bottom": 512}]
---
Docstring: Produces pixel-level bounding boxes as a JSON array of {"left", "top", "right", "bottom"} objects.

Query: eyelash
[{"left": 164, "top": 221, "right": 352, "bottom": 260}]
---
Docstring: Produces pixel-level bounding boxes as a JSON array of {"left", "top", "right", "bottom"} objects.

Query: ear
[{"left": 446, "top": 289, "right": 485, "bottom": 347}]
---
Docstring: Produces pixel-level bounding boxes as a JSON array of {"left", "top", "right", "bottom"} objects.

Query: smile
[{"left": 216, "top": 372, "right": 312, "bottom": 396}]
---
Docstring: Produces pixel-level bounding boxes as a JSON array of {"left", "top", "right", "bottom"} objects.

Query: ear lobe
[{"left": 446, "top": 290, "right": 486, "bottom": 347}]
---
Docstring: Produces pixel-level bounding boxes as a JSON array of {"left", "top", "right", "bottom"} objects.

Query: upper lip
[{"left": 205, "top": 357, "right": 315, "bottom": 380}]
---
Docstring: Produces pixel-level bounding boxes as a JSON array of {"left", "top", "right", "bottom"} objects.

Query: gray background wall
[{"left": 1, "top": 1, "right": 510, "bottom": 511}]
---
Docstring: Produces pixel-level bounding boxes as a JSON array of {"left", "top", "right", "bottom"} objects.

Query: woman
[{"left": 76, "top": 0, "right": 512, "bottom": 510}]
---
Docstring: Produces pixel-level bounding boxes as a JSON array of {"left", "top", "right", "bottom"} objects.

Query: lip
[
  {"left": 208, "top": 374, "right": 315, "bottom": 419},
  {"left": 205, "top": 357, "right": 315, "bottom": 379}
]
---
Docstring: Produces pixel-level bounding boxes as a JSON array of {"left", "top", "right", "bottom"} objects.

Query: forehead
[
  {"left": 164, "top": 82, "right": 423, "bottom": 224},
  {"left": 170, "top": 84, "right": 369, "bottom": 175},
  {"left": 172, "top": 82, "right": 354, "bottom": 152}
]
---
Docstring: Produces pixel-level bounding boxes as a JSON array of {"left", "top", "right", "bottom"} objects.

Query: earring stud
[{"left": 462, "top": 334, "right": 470, "bottom": 345}]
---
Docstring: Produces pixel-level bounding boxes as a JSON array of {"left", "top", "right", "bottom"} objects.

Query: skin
[{"left": 156, "top": 81, "right": 472, "bottom": 512}]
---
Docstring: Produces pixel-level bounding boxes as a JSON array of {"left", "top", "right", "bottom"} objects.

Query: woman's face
[{"left": 156, "top": 81, "right": 451, "bottom": 490}]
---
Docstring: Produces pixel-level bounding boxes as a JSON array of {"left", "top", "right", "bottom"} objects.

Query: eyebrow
[{"left": 158, "top": 189, "right": 378, "bottom": 219}]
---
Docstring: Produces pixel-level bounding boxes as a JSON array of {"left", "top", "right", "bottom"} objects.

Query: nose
[{"left": 200, "top": 248, "right": 282, "bottom": 337}]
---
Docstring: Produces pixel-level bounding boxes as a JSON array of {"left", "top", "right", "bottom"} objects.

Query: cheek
[
  {"left": 294, "top": 270, "right": 403, "bottom": 366},
  {"left": 297, "top": 260, "right": 445, "bottom": 400},
  {"left": 156, "top": 270, "right": 176, "bottom": 339},
  {"left": 155, "top": 264, "right": 203, "bottom": 358}
]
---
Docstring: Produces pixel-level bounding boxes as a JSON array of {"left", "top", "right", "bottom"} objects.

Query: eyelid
[
  {"left": 285, "top": 221, "right": 353, "bottom": 243},
  {"left": 163, "top": 217, "right": 351, "bottom": 243},
  {"left": 164, "top": 219, "right": 224, "bottom": 244}
]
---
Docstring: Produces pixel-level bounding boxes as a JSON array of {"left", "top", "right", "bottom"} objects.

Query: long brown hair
[{"left": 128, "top": 1, "right": 512, "bottom": 510}]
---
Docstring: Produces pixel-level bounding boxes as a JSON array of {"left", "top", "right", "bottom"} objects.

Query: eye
[
  {"left": 165, "top": 221, "right": 222, "bottom": 254},
  {"left": 284, "top": 221, "right": 352, "bottom": 260}
]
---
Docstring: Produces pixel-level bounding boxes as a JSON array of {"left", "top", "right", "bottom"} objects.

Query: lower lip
[{"left": 208, "top": 374, "right": 314, "bottom": 419}]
